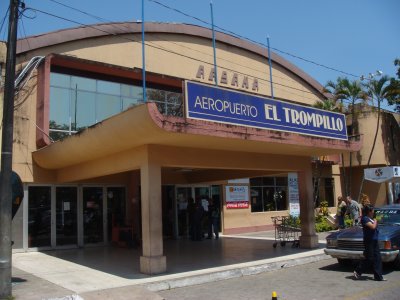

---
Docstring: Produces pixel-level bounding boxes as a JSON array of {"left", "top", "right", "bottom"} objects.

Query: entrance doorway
[
  {"left": 27, "top": 185, "right": 126, "bottom": 250},
  {"left": 56, "top": 187, "right": 78, "bottom": 246},
  {"left": 82, "top": 187, "right": 104, "bottom": 244},
  {"left": 173, "top": 185, "right": 221, "bottom": 239}
]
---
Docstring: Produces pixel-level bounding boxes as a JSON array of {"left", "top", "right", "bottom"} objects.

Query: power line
[
  {"left": 47, "top": 0, "right": 299, "bottom": 87},
  {"left": 46, "top": 0, "right": 135, "bottom": 35},
  {"left": 147, "top": 0, "right": 360, "bottom": 78},
  {"left": 19, "top": 16, "right": 31, "bottom": 51},
  {"left": 0, "top": 5, "right": 10, "bottom": 40},
  {"left": 23, "top": 5, "right": 323, "bottom": 99},
  {"left": 36, "top": 1, "right": 331, "bottom": 97},
  {"left": 150, "top": 32, "right": 301, "bottom": 86}
]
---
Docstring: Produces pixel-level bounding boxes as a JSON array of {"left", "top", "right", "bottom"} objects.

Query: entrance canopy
[
  {"left": 364, "top": 166, "right": 400, "bottom": 183},
  {"left": 33, "top": 103, "right": 361, "bottom": 175}
]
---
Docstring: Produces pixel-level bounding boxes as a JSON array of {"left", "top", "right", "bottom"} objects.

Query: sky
[{"left": 1, "top": 0, "right": 399, "bottom": 110}]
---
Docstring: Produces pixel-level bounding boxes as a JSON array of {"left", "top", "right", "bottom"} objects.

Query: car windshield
[{"left": 375, "top": 209, "right": 400, "bottom": 225}]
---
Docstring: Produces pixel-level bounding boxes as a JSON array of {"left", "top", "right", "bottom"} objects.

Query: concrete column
[
  {"left": 139, "top": 161, "right": 166, "bottom": 274},
  {"left": 298, "top": 165, "right": 318, "bottom": 248}
]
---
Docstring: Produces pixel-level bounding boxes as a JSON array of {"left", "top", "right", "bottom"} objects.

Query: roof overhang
[{"left": 33, "top": 103, "right": 361, "bottom": 170}]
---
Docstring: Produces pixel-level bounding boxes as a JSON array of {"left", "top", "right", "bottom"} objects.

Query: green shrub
[
  {"left": 282, "top": 215, "right": 335, "bottom": 233},
  {"left": 314, "top": 215, "right": 335, "bottom": 232}
]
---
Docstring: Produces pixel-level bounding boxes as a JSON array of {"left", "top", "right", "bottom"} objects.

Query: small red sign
[{"left": 227, "top": 201, "right": 249, "bottom": 209}]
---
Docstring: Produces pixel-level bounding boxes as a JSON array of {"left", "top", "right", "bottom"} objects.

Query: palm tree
[
  {"left": 323, "top": 77, "right": 347, "bottom": 112},
  {"left": 324, "top": 77, "right": 368, "bottom": 197},
  {"left": 365, "top": 76, "right": 400, "bottom": 166},
  {"left": 386, "top": 59, "right": 400, "bottom": 113},
  {"left": 313, "top": 98, "right": 340, "bottom": 112}
]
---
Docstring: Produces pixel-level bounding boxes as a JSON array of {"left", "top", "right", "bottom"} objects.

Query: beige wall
[
  {"left": 12, "top": 31, "right": 326, "bottom": 184},
  {"left": 343, "top": 108, "right": 400, "bottom": 167}
]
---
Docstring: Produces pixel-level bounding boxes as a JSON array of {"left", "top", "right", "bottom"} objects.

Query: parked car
[{"left": 324, "top": 204, "right": 400, "bottom": 269}]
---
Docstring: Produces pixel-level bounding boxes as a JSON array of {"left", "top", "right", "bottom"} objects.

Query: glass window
[
  {"left": 250, "top": 187, "right": 262, "bottom": 212},
  {"left": 71, "top": 76, "right": 96, "bottom": 92},
  {"left": 97, "top": 80, "right": 120, "bottom": 95},
  {"left": 250, "top": 176, "right": 289, "bottom": 212},
  {"left": 50, "top": 72, "right": 70, "bottom": 88},
  {"left": 49, "top": 72, "right": 183, "bottom": 141},
  {"left": 56, "top": 187, "right": 78, "bottom": 246},
  {"left": 122, "top": 97, "right": 139, "bottom": 110},
  {"left": 263, "top": 187, "right": 275, "bottom": 211},
  {"left": 276, "top": 177, "right": 288, "bottom": 186},
  {"left": 50, "top": 86, "right": 70, "bottom": 130},
  {"left": 262, "top": 177, "right": 274, "bottom": 186},
  {"left": 275, "top": 187, "right": 288, "bottom": 210},
  {"left": 74, "top": 91, "right": 96, "bottom": 128},
  {"left": 97, "top": 94, "right": 121, "bottom": 121},
  {"left": 250, "top": 177, "right": 263, "bottom": 186},
  {"left": 83, "top": 187, "right": 104, "bottom": 244},
  {"left": 28, "top": 186, "right": 51, "bottom": 248}
]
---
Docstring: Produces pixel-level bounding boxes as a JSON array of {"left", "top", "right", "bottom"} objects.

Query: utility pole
[{"left": 0, "top": 0, "right": 20, "bottom": 298}]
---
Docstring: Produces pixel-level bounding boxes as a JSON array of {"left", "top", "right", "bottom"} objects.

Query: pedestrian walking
[{"left": 354, "top": 204, "right": 386, "bottom": 281}]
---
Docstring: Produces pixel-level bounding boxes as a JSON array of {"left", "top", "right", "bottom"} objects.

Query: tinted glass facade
[
  {"left": 49, "top": 72, "right": 183, "bottom": 141},
  {"left": 250, "top": 177, "right": 288, "bottom": 212}
]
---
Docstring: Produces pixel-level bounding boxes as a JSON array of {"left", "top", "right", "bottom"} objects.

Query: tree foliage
[{"left": 386, "top": 58, "right": 400, "bottom": 112}]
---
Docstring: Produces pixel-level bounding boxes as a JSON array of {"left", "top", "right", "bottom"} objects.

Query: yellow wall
[
  {"left": 13, "top": 31, "right": 326, "bottom": 184},
  {"left": 343, "top": 108, "right": 400, "bottom": 167}
]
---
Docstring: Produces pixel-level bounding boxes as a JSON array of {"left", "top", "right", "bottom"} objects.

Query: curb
[{"left": 143, "top": 252, "right": 330, "bottom": 292}]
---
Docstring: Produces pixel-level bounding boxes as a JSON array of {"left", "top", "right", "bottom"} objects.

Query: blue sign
[{"left": 185, "top": 81, "right": 348, "bottom": 140}]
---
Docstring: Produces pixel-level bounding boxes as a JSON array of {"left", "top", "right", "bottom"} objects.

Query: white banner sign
[
  {"left": 225, "top": 185, "right": 249, "bottom": 209},
  {"left": 364, "top": 166, "right": 400, "bottom": 183},
  {"left": 288, "top": 173, "right": 300, "bottom": 217}
]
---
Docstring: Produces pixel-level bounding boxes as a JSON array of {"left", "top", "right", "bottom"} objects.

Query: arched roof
[{"left": 16, "top": 22, "right": 328, "bottom": 98}]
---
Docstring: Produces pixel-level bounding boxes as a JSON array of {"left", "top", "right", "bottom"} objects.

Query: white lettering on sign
[
  {"left": 281, "top": 107, "right": 344, "bottom": 132},
  {"left": 195, "top": 96, "right": 258, "bottom": 118},
  {"left": 264, "top": 104, "right": 281, "bottom": 121}
]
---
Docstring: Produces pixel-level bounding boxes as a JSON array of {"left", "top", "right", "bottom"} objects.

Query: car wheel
[
  {"left": 337, "top": 258, "right": 351, "bottom": 266},
  {"left": 393, "top": 254, "right": 400, "bottom": 270}
]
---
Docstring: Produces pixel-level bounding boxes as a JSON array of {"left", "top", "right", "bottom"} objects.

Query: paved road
[{"left": 159, "top": 258, "right": 400, "bottom": 300}]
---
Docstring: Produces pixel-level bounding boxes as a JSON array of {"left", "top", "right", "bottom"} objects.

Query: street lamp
[{"left": 360, "top": 70, "right": 383, "bottom": 81}]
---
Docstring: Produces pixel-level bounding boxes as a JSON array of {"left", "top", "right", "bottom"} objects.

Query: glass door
[
  {"left": 174, "top": 186, "right": 211, "bottom": 239},
  {"left": 106, "top": 187, "right": 126, "bottom": 243},
  {"left": 56, "top": 187, "right": 78, "bottom": 246},
  {"left": 175, "top": 187, "right": 192, "bottom": 238},
  {"left": 83, "top": 187, "right": 104, "bottom": 244},
  {"left": 28, "top": 186, "right": 51, "bottom": 248}
]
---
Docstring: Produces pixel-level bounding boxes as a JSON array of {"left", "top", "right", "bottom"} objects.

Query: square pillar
[
  {"left": 298, "top": 166, "right": 319, "bottom": 248},
  {"left": 140, "top": 161, "right": 166, "bottom": 274}
]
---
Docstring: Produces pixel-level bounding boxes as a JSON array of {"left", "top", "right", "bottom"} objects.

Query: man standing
[{"left": 345, "top": 196, "right": 361, "bottom": 226}]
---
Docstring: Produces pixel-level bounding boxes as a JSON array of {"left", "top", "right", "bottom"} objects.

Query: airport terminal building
[{"left": 1, "top": 22, "right": 360, "bottom": 274}]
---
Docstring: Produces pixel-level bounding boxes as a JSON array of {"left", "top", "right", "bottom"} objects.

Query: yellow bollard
[{"left": 272, "top": 291, "right": 278, "bottom": 300}]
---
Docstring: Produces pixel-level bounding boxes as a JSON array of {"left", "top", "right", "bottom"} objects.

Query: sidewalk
[{"left": 11, "top": 231, "right": 332, "bottom": 300}]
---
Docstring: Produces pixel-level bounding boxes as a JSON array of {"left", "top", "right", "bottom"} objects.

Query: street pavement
[
  {"left": 159, "top": 258, "right": 400, "bottom": 300},
  {"left": 10, "top": 231, "right": 334, "bottom": 299}
]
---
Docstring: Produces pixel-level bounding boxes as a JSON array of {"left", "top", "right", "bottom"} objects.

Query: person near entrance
[
  {"left": 207, "top": 198, "right": 220, "bottom": 239},
  {"left": 192, "top": 197, "right": 204, "bottom": 241},
  {"left": 345, "top": 195, "right": 361, "bottom": 226}
]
